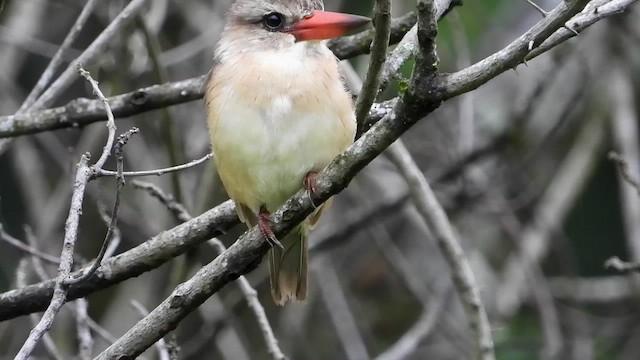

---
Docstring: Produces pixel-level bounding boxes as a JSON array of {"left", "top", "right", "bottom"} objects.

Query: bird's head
[{"left": 219, "top": 0, "right": 370, "bottom": 54}]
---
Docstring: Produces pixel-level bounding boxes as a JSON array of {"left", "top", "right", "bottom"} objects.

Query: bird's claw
[
  {"left": 304, "top": 171, "right": 319, "bottom": 209},
  {"left": 258, "top": 209, "right": 284, "bottom": 249}
]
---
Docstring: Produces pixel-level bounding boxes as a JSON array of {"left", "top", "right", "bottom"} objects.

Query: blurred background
[{"left": 1, "top": 0, "right": 639, "bottom": 359}]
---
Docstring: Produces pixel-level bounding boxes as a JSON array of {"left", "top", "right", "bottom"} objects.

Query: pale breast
[{"left": 205, "top": 44, "right": 356, "bottom": 213}]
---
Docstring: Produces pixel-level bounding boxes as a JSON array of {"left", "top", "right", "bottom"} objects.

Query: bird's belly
[{"left": 211, "top": 98, "right": 353, "bottom": 213}]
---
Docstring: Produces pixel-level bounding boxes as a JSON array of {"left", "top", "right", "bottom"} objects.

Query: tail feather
[{"left": 269, "top": 225, "right": 308, "bottom": 305}]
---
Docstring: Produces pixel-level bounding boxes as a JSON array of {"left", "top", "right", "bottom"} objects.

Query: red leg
[
  {"left": 303, "top": 171, "right": 319, "bottom": 208},
  {"left": 258, "top": 206, "right": 283, "bottom": 249}
]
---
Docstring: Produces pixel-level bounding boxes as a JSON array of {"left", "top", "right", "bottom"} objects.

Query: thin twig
[
  {"left": 208, "top": 239, "right": 287, "bottom": 360},
  {"left": 97, "top": 152, "right": 213, "bottom": 178},
  {"left": 130, "top": 300, "right": 171, "bottom": 360},
  {"left": 497, "top": 116, "right": 607, "bottom": 318},
  {"left": 75, "top": 298, "right": 94, "bottom": 360},
  {"left": 19, "top": 0, "right": 99, "bottom": 111},
  {"left": 134, "top": 181, "right": 287, "bottom": 360},
  {"left": 15, "top": 64, "right": 120, "bottom": 360},
  {"left": 0, "top": 224, "right": 60, "bottom": 265},
  {"left": 96, "top": 201, "right": 122, "bottom": 262},
  {"left": 23, "top": 226, "right": 53, "bottom": 281},
  {"left": 14, "top": 154, "right": 92, "bottom": 360},
  {"left": 67, "top": 128, "right": 139, "bottom": 285},
  {"left": 609, "top": 151, "right": 640, "bottom": 196},
  {"left": 86, "top": 316, "right": 118, "bottom": 344},
  {"left": 525, "top": 0, "right": 549, "bottom": 17},
  {"left": 32, "top": 0, "right": 151, "bottom": 111},
  {"left": 315, "top": 256, "right": 370, "bottom": 360},
  {"left": 355, "top": 0, "right": 392, "bottom": 135},
  {"left": 375, "top": 283, "right": 453, "bottom": 360},
  {"left": 527, "top": 0, "right": 638, "bottom": 60},
  {"left": 76, "top": 63, "right": 117, "bottom": 170},
  {"left": 605, "top": 256, "right": 640, "bottom": 273},
  {"left": 132, "top": 180, "right": 192, "bottom": 222},
  {"left": 386, "top": 141, "right": 495, "bottom": 360},
  {"left": 15, "top": 259, "right": 64, "bottom": 360}
]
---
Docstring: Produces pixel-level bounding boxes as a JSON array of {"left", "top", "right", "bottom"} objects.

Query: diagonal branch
[
  {"left": 94, "top": 1, "right": 588, "bottom": 358},
  {"left": 0, "top": 12, "right": 417, "bottom": 139},
  {"left": 355, "top": 0, "right": 392, "bottom": 135},
  {"left": 0, "top": 0, "right": 607, "bottom": 328}
]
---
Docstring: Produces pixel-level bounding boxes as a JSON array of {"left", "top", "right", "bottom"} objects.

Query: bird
[{"left": 204, "top": 0, "right": 370, "bottom": 305}]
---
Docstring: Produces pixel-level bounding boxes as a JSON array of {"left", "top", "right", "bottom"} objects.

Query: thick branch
[
  {"left": 0, "top": 201, "right": 238, "bottom": 321},
  {"left": 0, "top": 13, "right": 417, "bottom": 139},
  {"left": 0, "top": 0, "right": 605, "bottom": 327}
]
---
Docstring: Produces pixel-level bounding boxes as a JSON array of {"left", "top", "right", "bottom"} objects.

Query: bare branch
[
  {"left": 0, "top": 200, "right": 238, "bottom": 321},
  {"left": 209, "top": 239, "right": 287, "bottom": 360},
  {"left": 609, "top": 152, "right": 640, "bottom": 196},
  {"left": 130, "top": 300, "right": 171, "bottom": 360},
  {"left": 14, "top": 259, "right": 64, "bottom": 360},
  {"left": 132, "top": 180, "right": 192, "bottom": 223},
  {"left": 67, "top": 128, "right": 140, "bottom": 286},
  {"left": 316, "top": 256, "right": 369, "bottom": 360},
  {"left": 497, "top": 116, "right": 607, "bottom": 318},
  {"left": 14, "top": 154, "right": 91, "bottom": 360},
  {"left": 439, "top": 0, "right": 589, "bottom": 98},
  {"left": 375, "top": 283, "right": 453, "bottom": 360},
  {"left": 19, "top": 0, "right": 99, "bottom": 111},
  {"left": 134, "top": 181, "right": 287, "bottom": 360},
  {"left": 0, "top": 225, "right": 60, "bottom": 265},
  {"left": 605, "top": 256, "right": 640, "bottom": 273},
  {"left": 31, "top": 0, "right": 151, "bottom": 111},
  {"left": 355, "top": 0, "right": 392, "bottom": 135},
  {"left": 0, "top": 12, "right": 417, "bottom": 139},
  {"left": 75, "top": 298, "right": 93, "bottom": 360},
  {"left": 15, "top": 65, "right": 121, "bottom": 359},
  {"left": 98, "top": 152, "right": 213, "bottom": 178},
  {"left": 527, "top": 0, "right": 639, "bottom": 60},
  {"left": 385, "top": 141, "right": 495, "bottom": 360}
]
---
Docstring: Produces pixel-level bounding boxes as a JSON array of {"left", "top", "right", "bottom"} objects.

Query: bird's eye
[{"left": 263, "top": 13, "right": 285, "bottom": 30}]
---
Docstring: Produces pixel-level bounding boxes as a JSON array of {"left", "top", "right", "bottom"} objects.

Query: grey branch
[
  {"left": 134, "top": 180, "right": 287, "bottom": 360},
  {"left": 98, "top": 152, "right": 213, "bottom": 178},
  {"left": 355, "top": 0, "right": 392, "bottom": 134},
  {"left": 15, "top": 65, "right": 121, "bottom": 359},
  {"left": 0, "top": 12, "right": 418, "bottom": 139},
  {"left": 30, "top": 0, "right": 151, "bottom": 111},
  {"left": 0, "top": 4, "right": 614, "bottom": 355},
  {"left": 386, "top": 140, "right": 495, "bottom": 359},
  {"left": 18, "top": 0, "right": 99, "bottom": 111},
  {"left": 609, "top": 151, "right": 640, "bottom": 196},
  {"left": 605, "top": 256, "right": 640, "bottom": 273},
  {"left": 93, "top": 1, "right": 592, "bottom": 357}
]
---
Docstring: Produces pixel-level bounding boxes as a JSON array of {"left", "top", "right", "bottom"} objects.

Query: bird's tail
[{"left": 269, "top": 224, "right": 308, "bottom": 306}]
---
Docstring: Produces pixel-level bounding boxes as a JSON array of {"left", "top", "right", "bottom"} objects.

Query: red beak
[{"left": 287, "top": 11, "right": 370, "bottom": 42}]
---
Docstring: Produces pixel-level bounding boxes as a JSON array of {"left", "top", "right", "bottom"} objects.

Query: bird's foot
[
  {"left": 258, "top": 206, "right": 283, "bottom": 249},
  {"left": 303, "top": 171, "right": 319, "bottom": 209}
]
